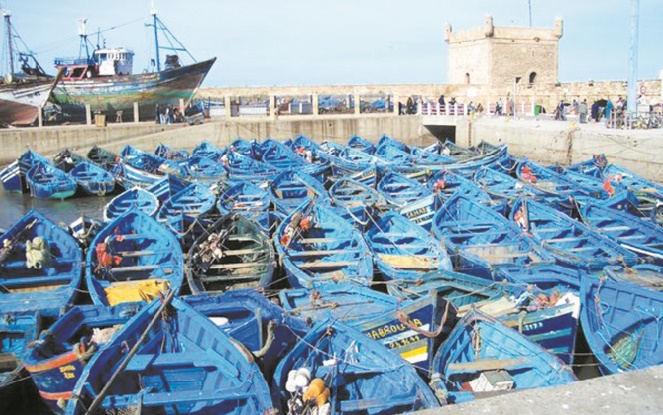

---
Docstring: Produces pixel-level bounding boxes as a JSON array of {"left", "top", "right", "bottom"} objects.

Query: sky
[{"left": 2, "top": 0, "right": 662, "bottom": 87}]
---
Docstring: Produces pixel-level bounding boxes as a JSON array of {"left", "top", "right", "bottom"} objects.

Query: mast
[
  {"left": 152, "top": 6, "right": 160, "bottom": 72},
  {"left": 3, "top": 8, "right": 15, "bottom": 74},
  {"left": 78, "top": 18, "right": 90, "bottom": 60}
]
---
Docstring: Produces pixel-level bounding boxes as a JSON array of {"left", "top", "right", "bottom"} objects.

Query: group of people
[
  {"left": 554, "top": 97, "right": 627, "bottom": 124},
  {"left": 494, "top": 97, "right": 515, "bottom": 116},
  {"left": 155, "top": 104, "right": 184, "bottom": 125}
]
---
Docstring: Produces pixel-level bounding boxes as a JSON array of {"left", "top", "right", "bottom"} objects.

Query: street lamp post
[{"left": 627, "top": 0, "right": 640, "bottom": 115}]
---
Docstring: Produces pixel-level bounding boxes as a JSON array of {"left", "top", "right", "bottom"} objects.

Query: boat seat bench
[
  {"left": 446, "top": 357, "right": 530, "bottom": 375},
  {"left": 101, "top": 386, "right": 253, "bottom": 408},
  {"left": 288, "top": 249, "right": 362, "bottom": 257},
  {"left": 298, "top": 261, "right": 360, "bottom": 269}
]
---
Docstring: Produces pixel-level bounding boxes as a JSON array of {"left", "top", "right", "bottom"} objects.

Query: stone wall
[
  {"left": 447, "top": 40, "right": 491, "bottom": 85},
  {"left": 198, "top": 77, "right": 661, "bottom": 118},
  {"left": 445, "top": 16, "right": 562, "bottom": 89}
]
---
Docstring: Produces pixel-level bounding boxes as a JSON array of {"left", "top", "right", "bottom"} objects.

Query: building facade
[{"left": 444, "top": 16, "right": 563, "bottom": 89}]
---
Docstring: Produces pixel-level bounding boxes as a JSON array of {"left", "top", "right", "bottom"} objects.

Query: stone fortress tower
[{"left": 444, "top": 15, "right": 563, "bottom": 89}]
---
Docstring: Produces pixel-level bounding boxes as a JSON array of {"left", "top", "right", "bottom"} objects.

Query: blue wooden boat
[
  {"left": 428, "top": 169, "right": 507, "bottom": 214},
  {"left": 217, "top": 180, "right": 274, "bottom": 231},
  {"left": 366, "top": 211, "right": 452, "bottom": 281},
  {"left": 226, "top": 137, "right": 258, "bottom": 158},
  {"left": 271, "top": 319, "right": 440, "bottom": 414},
  {"left": 52, "top": 148, "right": 86, "bottom": 172},
  {"left": 274, "top": 198, "right": 373, "bottom": 288},
  {"left": 580, "top": 199, "right": 663, "bottom": 265},
  {"left": 179, "top": 154, "right": 228, "bottom": 184},
  {"left": 347, "top": 134, "right": 376, "bottom": 154},
  {"left": 509, "top": 197, "right": 639, "bottom": 270},
  {"left": 336, "top": 165, "right": 378, "bottom": 188},
  {"left": 328, "top": 177, "right": 384, "bottom": 229},
  {"left": 290, "top": 134, "right": 321, "bottom": 151},
  {"left": 377, "top": 170, "right": 438, "bottom": 229},
  {"left": 69, "top": 160, "right": 115, "bottom": 196},
  {"left": 154, "top": 142, "right": 188, "bottom": 160},
  {"left": 23, "top": 303, "right": 140, "bottom": 413},
  {"left": 473, "top": 164, "right": 551, "bottom": 202},
  {"left": 261, "top": 139, "right": 329, "bottom": 179},
  {"left": 64, "top": 295, "right": 275, "bottom": 415},
  {"left": 103, "top": 186, "right": 159, "bottom": 222},
  {"left": 375, "top": 142, "right": 416, "bottom": 167},
  {"left": 432, "top": 193, "right": 553, "bottom": 279},
  {"left": 0, "top": 311, "right": 41, "bottom": 414},
  {"left": 182, "top": 289, "right": 309, "bottom": 378},
  {"left": 377, "top": 133, "right": 410, "bottom": 153},
  {"left": 0, "top": 149, "right": 49, "bottom": 193},
  {"left": 86, "top": 145, "right": 119, "bottom": 171},
  {"left": 86, "top": 210, "right": 184, "bottom": 306},
  {"left": 225, "top": 152, "right": 280, "bottom": 183},
  {"left": 495, "top": 264, "right": 584, "bottom": 292},
  {"left": 431, "top": 310, "right": 576, "bottom": 404},
  {"left": 192, "top": 140, "right": 225, "bottom": 162},
  {"left": 580, "top": 273, "right": 663, "bottom": 375},
  {"left": 280, "top": 282, "right": 443, "bottom": 373},
  {"left": 111, "top": 160, "right": 164, "bottom": 189},
  {"left": 146, "top": 174, "right": 190, "bottom": 203},
  {"left": 26, "top": 160, "right": 77, "bottom": 199},
  {"left": 156, "top": 182, "right": 217, "bottom": 248},
  {"left": 156, "top": 182, "right": 216, "bottom": 224},
  {"left": 588, "top": 163, "right": 663, "bottom": 219},
  {"left": 186, "top": 213, "right": 275, "bottom": 294},
  {"left": 269, "top": 169, "right": 329, "bottom": 214},
  {"left": 0, "top": 209, "right": 83, "bottom": 317},
  {"left": 121, "top": 146, "right": 166, "bottom": 174},
  {"left": 330, "top": 146, "right": 378, "bottom": 178},
  {"left": 386, "top": 270, "right": 581, "bottom": 365},
  {"left": 119, "top": 144, "right": 145, "bottom": 159},
  {"left": 516, "top": 158, "right": 607, "bottom": 201},
  {"left": 601, "top": 264, "right": 663, "bottom": 290}
]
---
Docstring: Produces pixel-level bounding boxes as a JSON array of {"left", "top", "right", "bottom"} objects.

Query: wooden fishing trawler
[{"left": 50, "top": 11, "right": 215, "bottom": 121}]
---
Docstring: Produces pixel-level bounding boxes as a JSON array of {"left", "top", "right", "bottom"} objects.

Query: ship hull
[
  {"left": 0, "top": 82, "right": 53, "bottom": 126},
  {"left": 51, "top": 58, "right": 216, "bottom": 120}
]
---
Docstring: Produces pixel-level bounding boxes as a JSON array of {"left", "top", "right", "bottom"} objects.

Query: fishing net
[{"left": 607, "top": 326, "right": 643, "bottom": 369}]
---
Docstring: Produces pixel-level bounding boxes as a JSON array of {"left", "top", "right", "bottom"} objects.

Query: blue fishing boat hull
[
  {"left": 64, "top": 295, "right": 275, "bottom": 415},
  {"left": 431, "top": 310, "right": 576, "bottom": 404},
  {"left": 275, "top": 199, "right": 373, "bottom": 288},
  {"left": 86, "top": 209, "right": 184, "bottom": 306},
  {"left": 26, "top": 161, "right": 77, "bottom": 199},
  {"left": 103, "top": 186, "right": 160, "bottom": 222},
  {"left": 580, "top": 273, "right": 663, "bottom": 375},
  {"left": 280, "top": 282, "right": 443, "bottom": 374},
  {"left": 69, "top": 161, "right": 115, "bottom": 196},
  {"left": 0, "top": 209, "right": 83, "bottom": 317},
  {"left": 186, "top": 214, "right": 275, "bottom": 294},
  {"left": 23, "top": 303, "right": 140, "bottom": 414},
  {"left": 272, "top": 319, "right": 440, "bottom": 413}
]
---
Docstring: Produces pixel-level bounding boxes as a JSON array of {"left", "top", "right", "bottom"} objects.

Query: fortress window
[{"left": 529, "top": 72, "right": 537, "bottom": 84}]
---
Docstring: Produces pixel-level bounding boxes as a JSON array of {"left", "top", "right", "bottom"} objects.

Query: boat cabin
[
  {"left": 94, "top": 47, "right": 134, "bottom": 76},
  {"left": 54, "top": 47, "right": 134, "bottom": 81}
]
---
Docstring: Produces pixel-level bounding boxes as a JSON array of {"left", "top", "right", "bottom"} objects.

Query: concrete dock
[{"left": 417, "top": 364, "right": 663, "bottom": 415}]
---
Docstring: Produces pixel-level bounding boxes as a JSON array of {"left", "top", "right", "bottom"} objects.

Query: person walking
[
  {"left": 605, "top": 98, "right": 614, "bottom": 122},
  {"left": 579, "top": 99, "right": 588, "bottom": 123}
]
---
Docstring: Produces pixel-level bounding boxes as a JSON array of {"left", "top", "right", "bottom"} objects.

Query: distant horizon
[{"left": 2, "top": 1, "right": 661, "bottom": 88}]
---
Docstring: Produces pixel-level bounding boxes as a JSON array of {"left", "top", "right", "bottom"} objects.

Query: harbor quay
[{"left": 1, "top": 112, "right": 661, "bottom": 182}]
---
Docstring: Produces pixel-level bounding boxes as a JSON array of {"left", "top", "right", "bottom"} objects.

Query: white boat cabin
[{"left": 94, "top": 47, "right": 134, "bottom": 76}]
